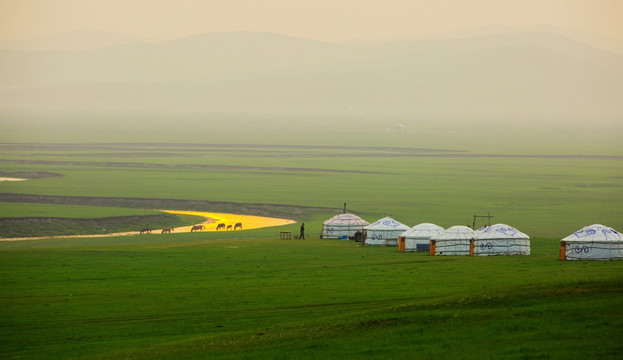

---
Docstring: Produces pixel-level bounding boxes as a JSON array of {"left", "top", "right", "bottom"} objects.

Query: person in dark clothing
[{"left": 299, "top": 223, "right": 305, "bottom": 239}]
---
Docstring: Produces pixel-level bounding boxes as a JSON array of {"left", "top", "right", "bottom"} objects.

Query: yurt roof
[
  {"left": 364, "top": 216, "right": 410, "bottom": 231},
  {"left": 323, "top": 213, "right": 369, "bottom": 226},
  {"left": 562, "top": 224, "right": 622, "bottom": 242},
  {"left": 400, "top": 223, "right": 445, "bottom": 238},
  {"left": 431, "top": 225, "right": 475, "bottom": 240},
  {"left": 474, "top": 224, "right": 530, "bottom": 240}
]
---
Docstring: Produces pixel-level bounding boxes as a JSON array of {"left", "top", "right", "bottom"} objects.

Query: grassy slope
[{"left": 0, "top": 234, "right": 621, "bottom": 359}]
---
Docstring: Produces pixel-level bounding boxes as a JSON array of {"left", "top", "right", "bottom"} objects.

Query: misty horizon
[
  {"left": 0, "top": 1, "right": 621, "bottom": 156},
  {"left": 1, "top": 28, "right": 621, "bottom": 119}
]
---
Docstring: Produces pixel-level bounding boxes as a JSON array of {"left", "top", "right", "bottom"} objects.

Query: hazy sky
[{"left": 1, "top": 0, "right": 622, "bottom": 42}]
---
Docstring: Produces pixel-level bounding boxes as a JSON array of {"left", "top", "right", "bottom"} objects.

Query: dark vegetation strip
[
  {"left": 0, "top": 159, "right": 383, "bottom": 174},
  {"left": 2, "top": 142, "right": 622, "bottom": 160},
  {"left": 19, "top": 151, "right": 623, "bottom": 160},
  {"left": 421, "top": 153, "right": 623, "bottom": 160},
  {"left": 0, "top": 171, "right": 63, "bottom": 179},
  {"left": 0, "top": 193, "right": 338, "bottom": 219},
  {"left": 0, "top": 142, "right": 464, "bottom": 154},
  {"left": 0, "top": 213, "right": 194, "bottom": 238}
]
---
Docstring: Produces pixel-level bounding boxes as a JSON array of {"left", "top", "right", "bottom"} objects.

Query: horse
[
  {"left": 140, "top": 228, "right": 151, "bottom": 235},
  {"left": 226, "top": 225, "right": 233, "bottom": 231},
  {"left": 234, "top": 222, "right": 242, "bottom": 230},
  {"left": 216, "top": 223, "right": 226, "bottom": 231},
  {"left": 191, "top": 225, "right": 205, "bottom": 232},
  {"left": 161, "top": 227, "right": 174, "bottom": 234}
]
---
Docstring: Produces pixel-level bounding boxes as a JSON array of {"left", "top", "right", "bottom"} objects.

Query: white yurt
[
  {"left": 561, "top": 224, "right": 623, "bottom": 260},
  {"left": 399, "top": 223, "right": 445, "bottom": 252},
  {"left": 473, "top": 224, "right": 530, "bottom": 256},
  {"left": 363, "top": 216, "right": 410, "bottom": 246},
  {"left": 321, "top": 213, "right": 369, "bottom": 240},
  {"left": 430, "top": 225, "right": 475, "bottom": 256}
]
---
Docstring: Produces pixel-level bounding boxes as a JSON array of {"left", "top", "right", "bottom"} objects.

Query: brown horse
[
  {"left": 191, "top": 225, "right": 205, "bottom": 232},
  {"left": 161, "top": 227, "right": 174, "bottom": 234},
  {"left": 234, "top": 222, "right": 242, "bottom": 230},
  {"left": 226, "top": 225, "right": 233, "bottom": 231},
  {"left": 216, "top": 223, "right": 226, "bottom": 231},
  {"left": 140, "top": 228, "right": 151, "bottom": 235}
]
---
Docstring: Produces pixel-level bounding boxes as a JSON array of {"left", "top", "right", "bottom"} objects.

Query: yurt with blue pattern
[
  {"left": 473, "top": 224, "right": 530, "bottom": 256},
  {"left": 561, "top": 224, "right": 622, "bottom": 260},
  {"left": 363, "top": 216, "right": 410, "bottom": 246}
]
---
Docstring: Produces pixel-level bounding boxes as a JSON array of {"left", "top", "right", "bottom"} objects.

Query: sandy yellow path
[
  {"left": 0, "top": 177, "right": 27, "bottom": 182},
  {"left": 162, "top": 210, "right": 296, "bottom": 232}
]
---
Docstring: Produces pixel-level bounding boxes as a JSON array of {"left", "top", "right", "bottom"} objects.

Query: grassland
[
  {"left": 1, "top": 116, "right": 622, "bottom": 359},
  {"left": 1, "top": 234, "right": 622, "bottom": 359},
  {"left": 1, "top": 142, "right": 621, "bottom": 238}
]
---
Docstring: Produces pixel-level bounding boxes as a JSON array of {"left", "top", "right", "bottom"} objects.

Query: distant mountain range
[{"left": 1, "top": 29, "right": 622, "bottom": 118}]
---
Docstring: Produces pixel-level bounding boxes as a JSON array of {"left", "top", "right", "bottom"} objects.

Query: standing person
[{"left": 299, "top": 223, "right": 305, "bottom": 239}]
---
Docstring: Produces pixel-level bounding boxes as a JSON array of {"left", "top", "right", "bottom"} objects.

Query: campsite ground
[{"left": 0, "top": 113, "right": 622, "bottom": 358}]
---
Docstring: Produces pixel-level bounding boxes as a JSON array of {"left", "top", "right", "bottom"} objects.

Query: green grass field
[
  {"left": 1, "top": 117, "right": 622, "bottom": 359},
  {"left": 1, "top": 234, "right": 622, "bottom": 359}
]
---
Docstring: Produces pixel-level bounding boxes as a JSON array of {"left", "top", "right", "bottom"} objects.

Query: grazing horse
[
  {"left": 140, "top": 228, "right": 151, "bottom": 235},
  {"left": 216, "top": 223, "right": 226, "bottom": 231},
  {"left": 161, "top": 227, "right": 174, "bottom": 234},
  {"left": 191, "top": 225, "right": 205, "bottom": 232},
  {"left": 226, "top": 225, "right": 233, "bottom": 231},
  {"left": 234, "top": 222, "right": 242, "bottom": 230}
]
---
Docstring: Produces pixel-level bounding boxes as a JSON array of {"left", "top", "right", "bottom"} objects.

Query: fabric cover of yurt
[
  {"left": 364, "top": 217, "right": 410, "bottom": 246},
  {"left": 400, "top": 223, "right": 445, "bottom": 252},
  {"left": 562, "top": 224, "right": 622, "bottom": 260},
  {"left": 473, "top": 224, "right": 530, "bottom": 256},
  {"left": 432, "top": 225, "right": 474, "bottom": 255},
  {"left": 322, "top": 213, "right": 369, "bottom": 239}
]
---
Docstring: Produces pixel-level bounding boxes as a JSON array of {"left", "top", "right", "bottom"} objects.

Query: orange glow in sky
[{"left": 0, "top": 0, "right": 621, "bottom": 42}]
